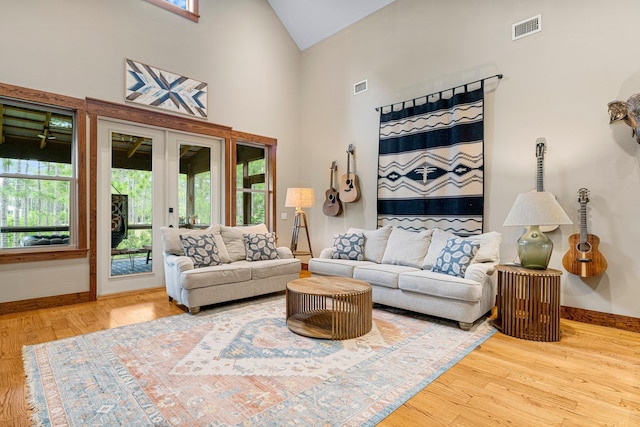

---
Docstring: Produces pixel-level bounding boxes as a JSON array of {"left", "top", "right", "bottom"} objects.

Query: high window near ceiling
[
  {"left": 145, "top": 0, "right": 199, "bottom": 22},
  {"left": 0, "top": 98, "right": 85, "bottom": 259}
]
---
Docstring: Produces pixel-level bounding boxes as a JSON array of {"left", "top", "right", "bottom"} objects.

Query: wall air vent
[
  {"left": 512, "top": 14, "right": 541, "bottom": 41},
  {"left": 354, "top": 80, "right": 368, "bottom": 95}
]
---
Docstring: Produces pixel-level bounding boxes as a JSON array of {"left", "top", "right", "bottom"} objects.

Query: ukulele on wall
[
  {"left": 340, "top": 144, "right": 360, "bottom": 203},
  {"left": 533, "top": 138, "right": 559, "bottom": 232},
  {"left": 562, "top": 188, "right": 607, "bottom": 277},
  {"left": 322, "top": 161, "right": 342, "bottom": 216}
]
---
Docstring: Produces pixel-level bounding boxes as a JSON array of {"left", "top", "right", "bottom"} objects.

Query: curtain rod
[{"left": 375, "top": 73, "right": 503, "bottom": 112}]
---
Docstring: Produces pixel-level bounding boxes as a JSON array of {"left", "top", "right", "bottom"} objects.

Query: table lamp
[
  {"left": 285, "top": 187, "right": 315, "bottom": 257},
  {"left": 503, "top": 191, "right": 572, "bottom": 269}
]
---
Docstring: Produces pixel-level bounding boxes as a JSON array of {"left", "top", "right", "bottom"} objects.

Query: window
[
  {"left": 145, "top": 0, "right": 199, "bottom": 22},
  {"left": 235, "top": 145, "right": 266, "bottom": 225},
  {"left": 178, "top": 144, "right": 212, "bottom": 226},
  {"left": 0, "top": 100, "right": 78, "bottom": 252},
  {"left": 230, "top": 132, "right": 276, "bottom": 232},
  {"left": 110, "top": 131, "right": 154, "bottom": 277}
]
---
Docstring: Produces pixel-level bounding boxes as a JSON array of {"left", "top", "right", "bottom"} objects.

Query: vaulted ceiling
[{"left": 267, "top": 0, "right": 395, "bottom": 50}]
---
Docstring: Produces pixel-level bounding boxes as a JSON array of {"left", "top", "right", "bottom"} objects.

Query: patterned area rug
[{"left": 23, "top": 295, "right": 495, "bottom": 426}]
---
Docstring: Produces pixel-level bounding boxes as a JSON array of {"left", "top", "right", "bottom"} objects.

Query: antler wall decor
[{"left": 608, "top": 93, "right": 640, "bottom": 143}]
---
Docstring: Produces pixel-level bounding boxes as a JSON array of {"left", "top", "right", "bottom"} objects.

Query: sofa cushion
[
  {"left": 244, "top": 232, "right": 279, "bottom": 261},
  {"left": 466, "top": 231, "right": 501, "bottom": 263},
  {"left": 432, "top": 237, "right": 480, "bottom": 278},
  {"left": 398, "top": 270, "right": 484, "bottom": 302},
  {"left": 422, "top": 228, "right": 455, "bottom": 270},
  {"left": 160, "top": 225, "right": 230, "bottom": 263},
  {"left": 180, "top": 233, "right": 223, "bottom": 268},
  {"left": 221, "top": 224, "right": 269, "bottom": 262},
  {"left": 332, "top": 232, "right": 365, "bottom": 260},
  {"left": 353, "top": 263, "right": 420, "bottom": 289},
  {"left": 347, "top": 225, "right": 392, "bottom": 263},
  {"left": 381, "top": 228, "right": 433, "bottom": 268},
  {"left": 180, "top": 264, "right": 252, "bottom": 290},
  {"left": 464, "top": 262, "right": 496, "bottom": 284},
  {"left": 234, "top": 258, "right": 301, "bottom": 279},
  {"left": 308, "top": 258, "right": 376, "bottom": 278}
]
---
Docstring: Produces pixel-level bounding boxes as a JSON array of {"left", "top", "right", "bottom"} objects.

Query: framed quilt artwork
[{"left": 124, "top": 59, "right": 208, "bottom": 118}]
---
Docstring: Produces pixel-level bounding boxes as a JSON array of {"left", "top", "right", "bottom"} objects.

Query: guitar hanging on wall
[
  {"left": 562, "top": 188, "right": 608, "bottom": 277},
  {"left": 532, "top": 138, "right": 559, "bottom": 232},
  {"left": 322, "top": 161, "right": 343, "bottom": 216},
  {"left": 340, "top": 144, "right": 360, "bottom": 203}
]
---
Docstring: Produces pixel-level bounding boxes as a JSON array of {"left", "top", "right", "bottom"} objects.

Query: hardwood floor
[
  {"left": 1, "top": 288, "right": 639, "bottom": 426},
  {"left": 0, "top": 288, "right": 184, "bottom": 426}
]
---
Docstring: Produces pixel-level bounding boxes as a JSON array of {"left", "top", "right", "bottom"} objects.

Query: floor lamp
[{"left": 285, "top": 187, "right": 314, "bottom": 258}]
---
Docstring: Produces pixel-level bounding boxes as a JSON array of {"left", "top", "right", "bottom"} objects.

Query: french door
[{"left": 97, "top": 119, "right": 222, "bottom": 296}]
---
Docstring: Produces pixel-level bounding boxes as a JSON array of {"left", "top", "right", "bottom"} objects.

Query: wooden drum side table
[
  {"left": 494, "top": 265, "right": 562, "bottom": 342},
  {"left": 286, "top": 276, "right": 372, "bottom": 340}
]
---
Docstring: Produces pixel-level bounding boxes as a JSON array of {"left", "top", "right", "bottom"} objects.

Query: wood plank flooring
[{"left": 1, "top": 288, "right": 639, "bottom": 426}]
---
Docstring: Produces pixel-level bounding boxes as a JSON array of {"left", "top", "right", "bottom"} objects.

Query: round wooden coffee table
[{"left": 286, "top": 276, "right": 372, "bottom": 340}]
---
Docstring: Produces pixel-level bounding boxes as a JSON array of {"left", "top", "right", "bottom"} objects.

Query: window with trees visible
[
  {"left": 145, "top": 0, "right": 199, "bottom": 22},
  {"left": 236, "top": 144, "right": 266, "bottom": 225},
  {"left": 178, "top": 144, "right": 212, "bottom": 227},
  {"left": 110, "top": 132, "right": 153, "bottom": 265},
  {"left": 231, "top": 135, "right": 276, "bottom": 232},
  {"left": 0, "top": 100, "right": 76, "bottom": 250}
]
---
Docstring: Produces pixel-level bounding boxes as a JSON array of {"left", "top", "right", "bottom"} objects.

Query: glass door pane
[{"left": 178, "top": 144, "right": 211, "bottom": 228}]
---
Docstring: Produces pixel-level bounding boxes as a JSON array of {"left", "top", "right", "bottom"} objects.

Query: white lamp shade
[
  {"left": 285, "top": 187, "right": 315, "bottom": 209},
  {"left": 503, "top": 191, "right": 572, "bottom": 227}
]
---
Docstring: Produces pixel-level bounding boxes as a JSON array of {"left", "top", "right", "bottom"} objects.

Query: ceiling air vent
[
  {"left": 354, "top": 80, "right": 368, "bottom": 95},
  {"left": 512, "top": 14, "right": 541, "bottom": 41}
]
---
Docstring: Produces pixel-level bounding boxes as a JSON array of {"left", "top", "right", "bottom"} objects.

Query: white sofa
[
  {"left": 308, "top": 226, "right": 501, "bottom": 330},
  {"left": 160, "top": 224, "right": 301, "bottom": 314}
]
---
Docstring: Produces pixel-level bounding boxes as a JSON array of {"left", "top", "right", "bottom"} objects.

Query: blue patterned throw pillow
[
  {"left": 332, "top": 232, "right": 365, "bottom": 260},
  {"left": 432, "top": 237, "right": 480, "bottom": 278},
  {"left": 180, "top": 233, "right": 222, "bottom": 268},
  {"left": 243, "top": 232, "right": 279, "bottom": 261}
]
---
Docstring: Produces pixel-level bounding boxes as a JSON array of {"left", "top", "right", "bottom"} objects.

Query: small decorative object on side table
[{"left": 493, "top": 264, "right": 562, "bottom": 342}]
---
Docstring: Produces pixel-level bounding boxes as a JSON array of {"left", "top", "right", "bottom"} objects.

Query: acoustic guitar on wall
[
  {"left": 322, "top": 161, "right": 342, "bottom": 216},
  {"left": 562, "top": 188, "right": 607, "bottom": 277},
  {"left": 532, "top": 138, "right": 559, "bottom": 232},
  {"left": 340, "top": 144, "right": 360, "bottom": 203}
]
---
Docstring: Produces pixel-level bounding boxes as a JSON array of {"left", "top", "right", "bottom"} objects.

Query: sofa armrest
[
  {"left": 277, "top": 246, "right": 294, "bottom": 259},
  {"left": 464, "top": 262, "right": 497, "bottom": 283},
  {"left": 319, "top": 247, "right": 333, "bottom": 259},
  {"left": 165, "top": 253, "right": 195, "bottom": 272}
]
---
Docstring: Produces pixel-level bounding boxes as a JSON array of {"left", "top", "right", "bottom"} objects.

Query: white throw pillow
[
  {"left": 422, "top": 228, "right": 455, "bottom": 270},
  {"left": 347, "top": 225, "right": 392, "bottom": 263},
  {"left": 221, "top": 224, "right": 269, "bottom": 262},
  {"left": 466, "top": 231, "right": 502, "bottom": 263},
  {"left": 381, "top": 228, "right": 433, "bottom": 268}
]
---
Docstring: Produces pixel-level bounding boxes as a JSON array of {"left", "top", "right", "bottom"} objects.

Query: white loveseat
[
  {"left": 160, "top": 224, "right": 301, "bottom": 314},
  {"left": 308, "top": 226, "right": 501, "bottom": 330}
]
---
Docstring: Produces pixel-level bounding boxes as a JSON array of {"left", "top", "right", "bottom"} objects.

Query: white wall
[
  {"left": 299, "top": 0, "right": 640, "bottom": 317},
  {"left": 0, "top": 0, "right": 302, "bottom": 303}
]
